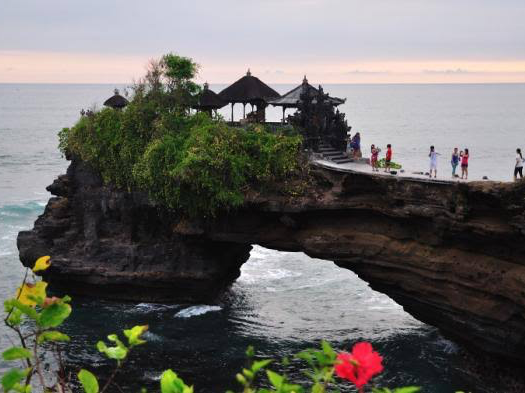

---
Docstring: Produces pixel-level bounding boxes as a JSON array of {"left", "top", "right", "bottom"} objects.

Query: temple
[
  {"left": 218, "top": 69, "right": 280, "bottom": 122},
  {"left": 192, "top": 82, "right": 226, "bottom": 116},
  {"left": 268, "top": 76, "right": 345, "bottom": 123},
  {"left": 103, "top": 71, "right": 351, "bottom": 153}
]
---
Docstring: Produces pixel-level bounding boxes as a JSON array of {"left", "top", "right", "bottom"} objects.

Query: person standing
[
  {"left": 370, "top": 144, "right": 380, "bottom": 172},
  {"left": 460, "top": 148, "right": 469, "bottom": 180},
  {"left": 384, "top": 144, "right": 392, "bottom": 173},
  {"left": 429, "top": 146, "right": 440, "bottom": 178},
  {"left": 514, "top": 148, "right": 524, "bottom": 181},
  {"left": 351, "top": 133, "right": 361, "bottom": 158},
  {"left": 451, "top": 148, "right": 459, "bottom": 178},
  {"left": 346, "top": 134, "right": 352, "bottom": 157}
]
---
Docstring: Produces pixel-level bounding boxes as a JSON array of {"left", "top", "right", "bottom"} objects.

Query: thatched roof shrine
[
  {"left": 219, "top": 70, "right": 280, "bottom": 105},
  {"left": 268, "top": 76, "right": 345, "bottom": 108},
  {"left": 192, "top": 83, "right": 226, "bottom": 111},
  {"left": 103, "top": 89, "right": 129, "bottom": 109}
]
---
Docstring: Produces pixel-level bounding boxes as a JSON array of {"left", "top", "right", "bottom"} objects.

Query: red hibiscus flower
[{"left": 335, "top": 342, "right": 384, "bottom": 391}]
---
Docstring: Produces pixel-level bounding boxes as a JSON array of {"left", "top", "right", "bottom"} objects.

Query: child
[
  {"left": 429, "top": 146, "right": 440, "bottom": 178},
  {"left": 384, "top": 144, "right": 392, "bottom": 173},
  {"left": 451, "top": 148, "right": 459, "bottom": 178},
  {"left": 370, "top": 144, "right": 380, "bottom": 172},
  {"left": 460, "top": 148, "right": 469, "bottom": 180}
]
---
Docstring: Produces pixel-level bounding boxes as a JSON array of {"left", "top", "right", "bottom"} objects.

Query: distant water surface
[{"left": 2, "top": 83, "right": 524, "bottom": 392}]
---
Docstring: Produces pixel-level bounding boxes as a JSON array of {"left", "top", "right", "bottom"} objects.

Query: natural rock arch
[{"left": 18, "top": 158, "right": 525, "bottom": 364}]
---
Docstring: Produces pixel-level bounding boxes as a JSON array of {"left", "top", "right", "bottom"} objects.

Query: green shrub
[{"left": 59, "top": 54, "right": 306, "bottom": 217}]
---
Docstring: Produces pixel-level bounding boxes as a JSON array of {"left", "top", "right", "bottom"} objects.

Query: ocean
[{"left": 1, "top": 83, "right": 525, "bottom": 392}]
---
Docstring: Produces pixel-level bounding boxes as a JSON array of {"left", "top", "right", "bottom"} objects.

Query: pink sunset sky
[{"left": 1, "top": 0, "right": 524, "bottom": 84}]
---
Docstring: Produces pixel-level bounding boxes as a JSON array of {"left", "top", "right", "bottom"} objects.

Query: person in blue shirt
[{"left": 451, "top": 147, "right": 460, "bottom": 178}]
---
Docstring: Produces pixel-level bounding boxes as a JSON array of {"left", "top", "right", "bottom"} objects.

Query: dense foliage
[{"left": 58, "top": 53, "right": 305, "bottom": 217}]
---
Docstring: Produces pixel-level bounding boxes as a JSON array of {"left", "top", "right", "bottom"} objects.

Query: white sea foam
[
  {"left": 134, "top": 302, "right": 178, "bottom": 312},
  {"left": 142, "top": 331, "right": 163, "bottom": 342},
  {"left": 175, "top": 305, "right": 222, "bottom": 318},
  {"left": 238, "top": 267, "right": 302, "bottom": 284},
  {"left": 434, "top": 337, "right": 459, "bottom": 354}
]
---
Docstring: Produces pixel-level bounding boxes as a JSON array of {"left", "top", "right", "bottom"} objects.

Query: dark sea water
[{"left": 2, "top": 83, "right": 525, "bottom": 392}]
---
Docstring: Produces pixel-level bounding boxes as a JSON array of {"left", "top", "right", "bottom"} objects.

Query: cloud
[
  {"left": 423, "top": 68, "right": 472, "bottom": 74},
  {"left": 345, "top": 70, "right": 391, "bottom": 75}
]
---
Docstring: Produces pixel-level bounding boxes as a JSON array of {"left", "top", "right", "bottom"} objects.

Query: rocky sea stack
[{"left": 18, "top": 156, "right": 525, "bottom": 366}]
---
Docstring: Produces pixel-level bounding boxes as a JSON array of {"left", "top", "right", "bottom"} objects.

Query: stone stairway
[{"left": 318, "top": 143, "right": 353, "bottom": 164}]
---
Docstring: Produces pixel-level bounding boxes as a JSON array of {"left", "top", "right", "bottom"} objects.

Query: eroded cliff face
[{"left": 18, "top": 158, "right": 525, "bottom": 364}]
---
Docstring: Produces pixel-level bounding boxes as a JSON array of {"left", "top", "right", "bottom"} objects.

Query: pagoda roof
[
  {"left": 192, "top": 83, "right": 227, "bottom": 110},
  {"left": 103, "top": 89, "right": 129, "bottom": 109},
  {"left": 268, "top": 77, "right": 345, "bottom": 108},
  {"left": 218, "top": 70, "right": 280, "bottom": 104}
]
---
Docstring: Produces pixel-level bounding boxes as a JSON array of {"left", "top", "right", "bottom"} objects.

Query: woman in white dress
[{"left": 429, "top": 145, "right": 440, "bottom": 178}]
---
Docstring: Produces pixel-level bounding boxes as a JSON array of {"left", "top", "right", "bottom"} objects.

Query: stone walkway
[{"left": 313, "top": 157, "right": 489, "bottom": 184}]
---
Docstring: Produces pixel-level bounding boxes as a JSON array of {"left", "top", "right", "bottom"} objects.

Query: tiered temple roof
[{"left": 268, "top": 76, "right": 345, "bottom": 108}]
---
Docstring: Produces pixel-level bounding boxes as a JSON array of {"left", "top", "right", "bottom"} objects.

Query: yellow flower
[
  {"left": 33, "top": 256, "right": 51, "bottom": 272},
  {"left": 15, "top": 282, "right": 48, "bottom": 307}
]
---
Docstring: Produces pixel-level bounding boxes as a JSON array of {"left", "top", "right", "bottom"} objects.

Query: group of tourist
[
  {"left": 431, "top": 147, "right": 469, "bottom": 179},
  {"left": 347, "top": 133, "right": 393, "bottom": 173},
  {"left": 369, "top": 144, "right": 393, "bottom": 173},
  {"left": 347, "top": 134, "right": 524, "bottom": 182},
  {"left": 347, "top": 132, "right": 362, "bottom": 158},
  {"left": 429, "top": 146, "right": 523, "bottom": 181}
]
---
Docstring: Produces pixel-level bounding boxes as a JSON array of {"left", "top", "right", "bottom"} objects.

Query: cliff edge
[{"left": 17, "top": 157, "right": 525, "bottom": 364}]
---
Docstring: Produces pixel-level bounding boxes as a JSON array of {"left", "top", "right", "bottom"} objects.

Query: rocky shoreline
[{"left": 17, "top": 156, "right": 525, "bottom": 365}]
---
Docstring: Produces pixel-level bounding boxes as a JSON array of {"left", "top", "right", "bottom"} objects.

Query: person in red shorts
[{"left": 384, "top": 144, "right": 392, "bottom": 173}]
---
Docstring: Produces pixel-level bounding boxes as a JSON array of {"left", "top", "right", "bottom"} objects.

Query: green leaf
[
  {"left": 251, "top": 359, "right": 272, "bottom": 373},
  {"left": 7, "top": 299, "right": 38, "bottom": 320},
  {"left": 393, "top": 388, "right": 421, "bottom": 393},
  {"left": 78, "top": 369, "right": 99, "bottom": 393},
  {"left": 245, "top": 346, "right": 255, "bottom": 358},
  {"left": 123, "top": 325, "right": 148, "bottom": 347},
  {"left": 12, "top": 382, "right": 31, "bottom": 393},
  {"left": 96, "top": 341, "right": 128, "bottom": 360},
  {"left": 266, "top": 370, "right": 284, "bottom": 389},
  {"left": 38, "top": 302, "right": 71, "bottom": 328},
  {"left": 37, "top": 331, "right": 71, "bottom": 344},
  {"left": 321, "top": 340, "right": 335, "bottom": 359},
  {"left": 160, "top": 369, "right": 193, "bottom": 393},
  {"left": 1, "top": 368, "right": 30, "bottom": 392},
  {"left": 235, "top": 373, "right": 246, "bottom": 385},
  {"left": 6, "top": 309, "right": 23, "bottom": 326},
  {"left": 312, "top": 383, "right": 324, "bottom": 393},
  {"left": 2, "top": 347, "right": 32, "bottom": 361}
]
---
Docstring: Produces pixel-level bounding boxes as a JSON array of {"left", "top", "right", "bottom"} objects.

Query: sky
[{"left": 1, "top": 0, "right": 525, "bottom": 84}]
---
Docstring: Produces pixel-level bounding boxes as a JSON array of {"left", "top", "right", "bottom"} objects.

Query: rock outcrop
[{"left": 18, "top": 158, "right": 525, "bottom": 364}]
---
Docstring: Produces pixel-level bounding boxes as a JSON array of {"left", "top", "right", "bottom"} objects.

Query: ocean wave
[
  {"left": 433, "top": 336, "right": 459, "bottom": 354},
  {"left": 238, "top": 267, "right": 302, "bottom": 284},
  {"left": 174, "top": 305, "right": 222, "bottom": 318},
  {"left": 133, "top": 302, "right": 179, "bottom": 312},
  {"left": 0, "top": 201, "right": 46, "bottom": 218}
]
